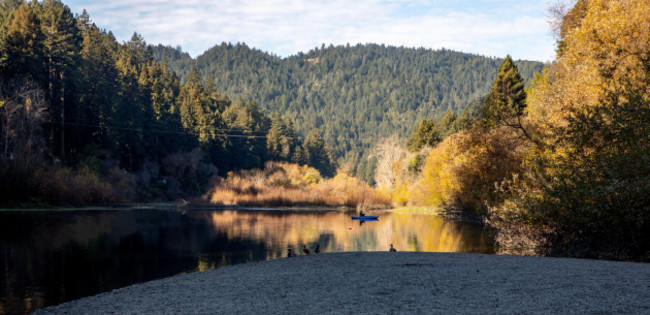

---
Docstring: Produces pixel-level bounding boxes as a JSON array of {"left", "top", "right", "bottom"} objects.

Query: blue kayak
[{"left": 351, "top": 216, "right": 379, "bottom": 220}]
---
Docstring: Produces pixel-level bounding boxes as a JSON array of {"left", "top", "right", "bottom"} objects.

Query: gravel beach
[{"left": 36, "top": 252, "right": 650, "bottom": 314}]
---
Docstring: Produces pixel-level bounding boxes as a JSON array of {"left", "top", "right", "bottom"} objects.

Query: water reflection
[
  {"left": 0, "top": 209, "right": 493, "bottom": 314},
  {"left": 204, "top": 210, "right": 492, "bottom": 255}
]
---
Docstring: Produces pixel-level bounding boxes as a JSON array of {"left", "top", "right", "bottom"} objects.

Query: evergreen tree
[
  {"left": 482, "top": 55, "right": 526, "bottom": 126},
  {"left": 2, "top": 3, "right": 45, "bottom": 83},
  {"left": 303, "top": 129, "right": 336, "bottom": 177},
  {"left": 407, "top": 118, "right": 439, "bottom": 152},
  {"left": 454, "top": 96, "right": 484, "bottom": 131},
  {"left": 111, "top": 33, "right": 151, "bottom": 170},
  {"left": 482, "top": 55, "right": 536, "bottom": 142},
  {"left": 74, "top": 20, "right": 120, "bottom": 152},
  {"left": 222, "top": 96, "right": 270, "bottom": 170},
  {"left": 0, "top": 0, "right": 23, "bottom": 70},
  {"left": 267, "top": 112, "right": 300, "bottom": 162},
  {"left": 177, "top": 68, "right": 215, "bottom": 144},
  {"left": 35, "top": 0, "right": 80, "bottom": 86},
  {"left": 437, "top": 110, "right": 458, "bottom": 139},
  {"left": 34, "top": 0, "right": 81, "bottom": 158}
]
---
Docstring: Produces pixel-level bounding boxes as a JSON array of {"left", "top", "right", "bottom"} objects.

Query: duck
[
  {"left": 287, "top": 248, "right": 296, "bottom": 257},
  {"left": 302, "top": 245, "right": 310, "bottom": 255},
  {"left": 389, "top": 244, "right": 397, "bottom": 252},
  {"left": 314, "top": 244, "right": 320, "bottom": 253}
]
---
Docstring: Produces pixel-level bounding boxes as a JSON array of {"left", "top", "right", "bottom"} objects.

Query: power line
[
  {"left": 61, "top": 117, "right": 270, "bottom": 135},
  {"left": 46, "top": 121, "right": 270, "bottom": 139}
]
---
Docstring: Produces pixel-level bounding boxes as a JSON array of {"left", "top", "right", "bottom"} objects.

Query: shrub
[
  {"left": 38, "top": 166, "right": 123, "bottom": 206},
  {"left": 409, "top": 126, "right": 527, "bottom": 213},
  {"left": 207, "top": 162, "right": 390, "bottom": 209}
]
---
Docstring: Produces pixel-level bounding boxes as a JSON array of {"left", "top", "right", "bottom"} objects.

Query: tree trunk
[
  {"left": 2, "top": 107, "right": 8, "bottom": 159},
  {"left": 60, "top": 71, "right": 65, "bottom": 160},
  {"left": 48, "top": 58, "right": 54, "bottom": 156}
]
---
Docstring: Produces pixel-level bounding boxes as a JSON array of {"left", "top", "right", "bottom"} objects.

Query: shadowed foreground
[{"left": 36, "top": 252, "right": 650, "bottom": 314}]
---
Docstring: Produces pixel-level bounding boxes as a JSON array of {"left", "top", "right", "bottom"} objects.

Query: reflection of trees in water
[
  {"left": 0, "top": 210, "right": 289, "bottom": 314},
  {"left": 204, "top": 210, "right": 493, "bottom": 254},
  {"left": 0, "top": 209, "right": 493, "bottom": 314}
]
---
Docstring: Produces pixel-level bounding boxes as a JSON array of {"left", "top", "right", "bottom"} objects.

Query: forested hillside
[
  {"left": 0, "top": 0, "right": 543, "bottom": 207},
  {"left": 0, "top": 0, "right": 335, "bottom": 205},
  {"left": 151, "top": 44, "right": 543, "bottom": 181}
]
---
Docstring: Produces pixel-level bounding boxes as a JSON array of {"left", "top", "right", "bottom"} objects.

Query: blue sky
[{"left": 65, "top": 0, "right": 556, "bottom": 61}]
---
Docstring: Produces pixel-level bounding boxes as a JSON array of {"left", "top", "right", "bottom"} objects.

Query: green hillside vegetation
[
  {"left": 0, "top": 0, "right": 335, "bottom": 205},
  {"left": 151, "top": 43, "right": 543, "bottom": 182}
]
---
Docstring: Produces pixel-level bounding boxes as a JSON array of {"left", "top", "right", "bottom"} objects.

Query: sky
[{"left": 65, "top": 0, "right": 557, "bottom": 62}]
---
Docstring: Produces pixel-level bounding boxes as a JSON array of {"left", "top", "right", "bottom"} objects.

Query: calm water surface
[{"left": 0, "top": 208, "right": 494, "bottom": 314}]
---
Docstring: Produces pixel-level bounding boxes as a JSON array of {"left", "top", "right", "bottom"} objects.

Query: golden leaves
[{"left": 527, "top": 0, "right": 650, "bottom": 147}]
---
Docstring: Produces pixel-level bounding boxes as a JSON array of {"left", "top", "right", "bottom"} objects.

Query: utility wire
[
  {"left": 46, "top": 121, "right": 270, "bottom": 139},
  {"left": 60, "top": 117, "right": 270, "bottom": 134}
]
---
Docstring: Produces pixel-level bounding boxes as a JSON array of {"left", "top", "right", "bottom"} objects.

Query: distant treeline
[{"left": 151, "top": 43, "right": 543, "bottom": 182}]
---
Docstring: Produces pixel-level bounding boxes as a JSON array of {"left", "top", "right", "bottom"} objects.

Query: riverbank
[
  {"left": 0, "top": 203, "right": 361, "bottom": 212},
  {"left": 35, "top": 252, "right": 650, "bottom": 314}
]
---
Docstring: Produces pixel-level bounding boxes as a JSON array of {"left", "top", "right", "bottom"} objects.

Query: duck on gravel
[
  {"left": 303, "top": 245, "right": 310, "bottom": 255},
  {"left": 389, "top": 244, "right": 397, "bottom": 252}
]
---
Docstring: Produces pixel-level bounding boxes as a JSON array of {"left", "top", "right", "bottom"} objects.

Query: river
[{"left": 0, "top": 208, "right": 493, "bottom": 314}]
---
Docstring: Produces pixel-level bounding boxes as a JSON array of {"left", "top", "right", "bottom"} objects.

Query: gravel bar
[{"left": 36, "top": 252, "right": 650, "bottom": 314}]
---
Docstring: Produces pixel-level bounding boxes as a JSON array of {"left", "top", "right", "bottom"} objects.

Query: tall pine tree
[
  {"left": 482, "top": 55, "right": 535, "bottom": 142},
  {"left": 267, "top": 112, "right": 300, "bottom": 162},
  {"left": 406, "top": 118, "right": 439, "bottom": 152},
  {"left": 303, "top": 129, "right": 336, "bottom": 177},
  {"left": 2, "top": 3, "right": 45, "bottom": 83},
  {"left": 178, "top": 68, "right": 216, "bottom": 144},
  {"left": 482, "top": 55, "right": 526, "bottom": 125},
  {"left": 35, "top": 0, "right": 81, "bottom": 159}
]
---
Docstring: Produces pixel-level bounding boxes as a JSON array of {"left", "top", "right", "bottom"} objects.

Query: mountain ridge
[{"left": 152, "top": 42, "right": 544, "bottom": 181}]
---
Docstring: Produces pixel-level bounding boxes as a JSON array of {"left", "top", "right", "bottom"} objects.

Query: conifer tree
[
  {"left": 36, "top": 0, "right": 80, "bottom": 85},
  {"left": 482, "top": 55, "right": 535, "bottom": 142},
  {"left": 2, "top": 3, "right": 45, "bottom": 82},
  {"left": 178, "top": 68, "right": 215, "bottom": 144},
  {"left": 35, "top": 0, "right": 81, "bottom": 158},
  {"left": 75, "top": 21, "right": 120, "bottom": 151},
  {"left": 437, "top": 110, "right": 458, "bottom": 139},
  {"left": 407, "top": 118, "right": 439, "bottom": 152},
  {"left": 303, "top": 129, "right": 336, "bottom": 177},
  {"left": 267, "top": 112, "right": 300, "bottom": 162},
  {"left": 483, "top": 55, "right": 526, "bottom": 125},
  {"left": 0, "top": 0, "right": 23, "bottom": 70}
]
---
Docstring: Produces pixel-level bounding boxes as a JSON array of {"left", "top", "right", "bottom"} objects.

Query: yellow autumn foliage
[
  {"left": 409, "top": 135, "right": 460, "bottom": 207},
  {"left": 410, "top": 126, "right": 527, "bottom": 213},
  {"left": 491, "top": 0, "right": 650, "bottom": 260},
  {"left": 527, "top": 0, "right": 650, "bottom": 135},
  {"left": 391, "top": 183, "right": 410, "bottom": 205},
  {"left": 386, "top": 150, "right": 428, "bottom": 205}
]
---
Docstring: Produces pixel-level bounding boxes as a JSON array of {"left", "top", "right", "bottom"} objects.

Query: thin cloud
[{"left": 67, "top": 0, "right": 555, "bottom": 61}]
